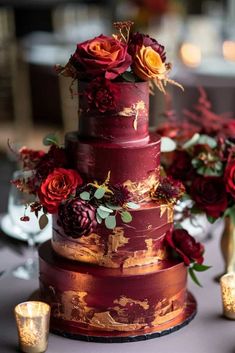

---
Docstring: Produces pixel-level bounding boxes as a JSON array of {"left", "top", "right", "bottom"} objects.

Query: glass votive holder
[
  {"left": 14, "top": 301, "right": 51, "bottom": 353},
  {"left": 220, "top": 273, "right": 235, "bottom": 319}
]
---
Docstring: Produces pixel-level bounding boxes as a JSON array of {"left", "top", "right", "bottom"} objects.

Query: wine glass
[{"left": 8, "top": 170, "right": 49, "bottom": 280}]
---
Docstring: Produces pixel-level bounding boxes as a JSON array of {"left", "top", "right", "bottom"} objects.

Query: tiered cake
[{"left": 39, "top": 81, "right": 196, "bottom": 341}]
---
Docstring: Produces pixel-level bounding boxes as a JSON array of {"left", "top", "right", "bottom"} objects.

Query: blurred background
[{"left": 0, "top": 0, "right": 234, "bottom": 153}]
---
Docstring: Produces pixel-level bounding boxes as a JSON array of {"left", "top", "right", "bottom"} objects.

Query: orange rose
[
  {"left": 38, "top": 168, "right": 82, "bottom": 213},
  {"left": 132, "top": 45, "right": 166, "bottom": 81}
]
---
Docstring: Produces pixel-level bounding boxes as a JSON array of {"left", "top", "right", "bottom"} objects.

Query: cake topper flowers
[{"left": 56, "top": 21, "right": 183, "bottom": 94}]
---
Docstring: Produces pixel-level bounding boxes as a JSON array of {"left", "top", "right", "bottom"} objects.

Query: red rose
[
  {"left": 70, "top": 35, "right": 132, "bottom": 80},
  {"left": 128, "top": 32, "right": 166, "bottom": 62},
  {"left": 168, "top": 150, "right": 193, "bottom": 181},
  {"left": 38, "top": 168, "right": 82, "bottom": 213},
  {"left": 85, "top": 78, "right": 119, "bottom": 113},
  {"left": 225, "top": 160, "right": 235, "bottom": 199},
  {"left": 165, "top": 229, "right": 204, "bottom": 266},
  {"left": 191, "top": 176, "right": 227, "bottom": 218}
]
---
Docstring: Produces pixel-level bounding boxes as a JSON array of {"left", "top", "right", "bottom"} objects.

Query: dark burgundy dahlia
[
  {"left": 58, "top": 198, "right": 97, "bottom": 238},
  {"left": 109, "top": 184, "right": 132, "bottom": 206},
  {"left": 128, "top": 32, "right": 166, "bottom": 62}
]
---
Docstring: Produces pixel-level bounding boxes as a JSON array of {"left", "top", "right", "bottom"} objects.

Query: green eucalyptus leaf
[
  {"left": 126, "top": 202, "right": 140, "bottom": 210},
  {"left": 198, "top": 135, "right": 217, "bottom": 148},
  {"left": 96, "top": 213, "right": 102, "bottom": 224},
  {"left": 188, "top": 267, "right": 202, "bottom": 287},
  {"left": 39, "top": 213, "right": 49, "bottom": 230},
  {"left": 79, "top": 191, "right": 90, "bottom": 201},
  {"left": 192, "top": 263, "right": 211, "bottom": 272},
  {"left": 121, "top": 211, "right": 132, "bottom": 223},
  {"left": 94, "top": 188, "right": 106, "bottom": 199},
  {"left": 182, "top": 133, "right": 200, "bottom": 149},
  {"left": 43, "top": 133, "right": 59, "bottom": 146},
  {"left": 105, "top": 215, "right": 116, "bottom": 229},
  {"left": 97, "top": 207, "right": 110, "bottom": 219},
  {"left": 99, "top": 205, "right": 113, "bottom": 213},
  {"left": 105, "top": 203, "right": 122, "bottom": 211},
  {"left": 121, "top": 71, "right": 136, "bottom": 82}
]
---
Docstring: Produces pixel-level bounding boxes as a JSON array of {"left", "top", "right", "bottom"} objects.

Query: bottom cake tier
[{"left": 38, "top": 241, "right": 197, "bottom": 342}]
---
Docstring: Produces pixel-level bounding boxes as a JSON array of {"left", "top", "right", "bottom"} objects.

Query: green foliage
[
  {"left": 96, "top": 213, "right": 102, "bottom": 224},
  {"left": 105, "top": 203, "right": 122, "bottom": 211},
  {"left": 97, "top": 207, "right": 110, "bottom": 219},
  {"left": 79, "top": 191, "right": 90, "bottom": 201},
  {"left": 126, "top": 202, "right": 140, "bottom": 210},
  {"left": 99, "top": 205, "right": 113, "bottom": 213},
  {"left": 189, "top": 267, "right": 202, "bottom": 287},
  {"left": 94, "top": 188, "right": 106, "bottom": 199},
  {"left": 121, "top": 71, "right": 136, "bottom": 82},
  {"left": 105, "top": 215, "right": 116, "bottom": 229},
  {"left": 188, "top": 262, "right": 211, "bottom": 287},
  {"left": 121, "top": 211, "right": 132, "bottom": 223},
  {"left": 39, "top": 213, "right": 49, "bottom": 230},
  {"left": 43, "top": 133, "right": 59, "bottom": 146}
]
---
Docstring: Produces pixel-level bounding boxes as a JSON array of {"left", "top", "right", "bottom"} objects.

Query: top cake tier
[{"left": 78, "top": 81, "right": 149, "bottom": 145}]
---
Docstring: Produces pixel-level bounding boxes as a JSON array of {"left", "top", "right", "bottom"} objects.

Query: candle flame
[{"left": 180, "top": 43, "right": 201, "bottom": 68}]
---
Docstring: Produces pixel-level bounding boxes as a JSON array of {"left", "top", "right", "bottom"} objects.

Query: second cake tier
[
  {"left": 52, "top": 201, "right": 173, "bottom": 268},
  {"left": 65, "top": 132, "right": 161, "bottom": 201}
]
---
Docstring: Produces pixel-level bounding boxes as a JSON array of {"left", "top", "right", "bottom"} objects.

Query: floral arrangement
[
  {"left": 158, "top": 89, "right": 235, "bottom": 225},
  {"left": 157, "top": 88, "right": 235, "bottom": 143},
  {"left": 11, "top": 23, "right": 208, "bottom": 286},
  {"left": 13, "top": 135, "right": 184, "bottom": 236},
  {"left": 55, "top": 21, "right": 182, "bottom": 95},
  {"left": 163, "top": 132, "right": 235, "bottom": 223}
]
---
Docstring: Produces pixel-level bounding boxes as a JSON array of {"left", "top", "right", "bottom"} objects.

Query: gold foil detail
[
  {"left": 49, "top": 288, "right": 185, "bottom": 332},
  {"left": 160, "top": 203, "right": 174, "bottom": 223},
  {"left": 123, "top": 170, "right": 159, "bottom": 202},
  {"left": 89, "top": 312, "right": 145, "bottom": 331},
  {"left": 118, "top": 100, "right": 146, "bottom": 131},
  {"left": 107, "top": 227, "right": 129, "bottom": 252},
  {"left": 152, "top": 292, "right": 184, "bottom": 325},
  {"left": 114, "top": 296, "right": 149, "bottom": 310},
  {"left": 123, "top": 248, "right": 166, "bottom": 268}
]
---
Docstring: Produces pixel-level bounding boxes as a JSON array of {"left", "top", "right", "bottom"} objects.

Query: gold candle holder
[
  {"left": 14, "top": 301, "right": 50, "bottom": 353},
  {"left": 220, "top": 273, "right": 235, "bottom": 319}
]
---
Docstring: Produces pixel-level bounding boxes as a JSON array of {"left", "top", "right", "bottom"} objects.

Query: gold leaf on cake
[
  {"left": 118, "top": 100, "right": 146, "bottom": 130},
  {"left": 108, "top": 227, "right": 129, "bottom": 252},
  {"left": 89, "top": 311, "right": 145, "bottom": 331},
  {"left": 114, "top": 296, "right": 149, "bottom": 310},
  {"left": 123, "top": 170, "right": 159, "bottom": 202},
  {"left": 160, "top": 203, "right": 174, "bottom": 223},
  {"left": 152, "top": 291, "right": 184, "bottom": 325}
]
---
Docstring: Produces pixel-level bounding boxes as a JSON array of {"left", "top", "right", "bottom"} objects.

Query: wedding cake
[{"left": 16, "top": 22, "right": 204, "bottom": 341}]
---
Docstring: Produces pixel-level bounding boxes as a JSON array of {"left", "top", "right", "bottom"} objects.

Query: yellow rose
[{"left": 132, "top": 45, "right": 166, "bottom": 80}]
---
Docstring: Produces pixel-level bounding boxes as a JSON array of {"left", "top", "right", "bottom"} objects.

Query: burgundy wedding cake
[
  {"left": 29, "top": 23, "right": 203, "bottom": 342},
  {"left": 38, "top": 79, "right": 196, "bottom": 341}
]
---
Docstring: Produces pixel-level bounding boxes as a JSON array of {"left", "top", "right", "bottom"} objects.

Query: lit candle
[
  {"left": 180, "top": 43, "right": 202, "bottom": 68},
  {"left": 14, "top": 301, "right": 50, "bottom": 353},
  {"left": 223, "top": 41, "right": 235, "bottom": 62},
  {"left": 220, "top": 273, "right": 235, "bottom": 319}
]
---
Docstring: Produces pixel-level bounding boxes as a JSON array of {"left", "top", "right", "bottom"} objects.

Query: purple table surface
[{"left": 0, "top": 221, "right": 234, "bottom": 353}]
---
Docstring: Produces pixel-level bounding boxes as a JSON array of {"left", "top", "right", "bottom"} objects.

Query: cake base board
[{"left": 32, "top": 290, "right": 196, "bottom": 343}]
